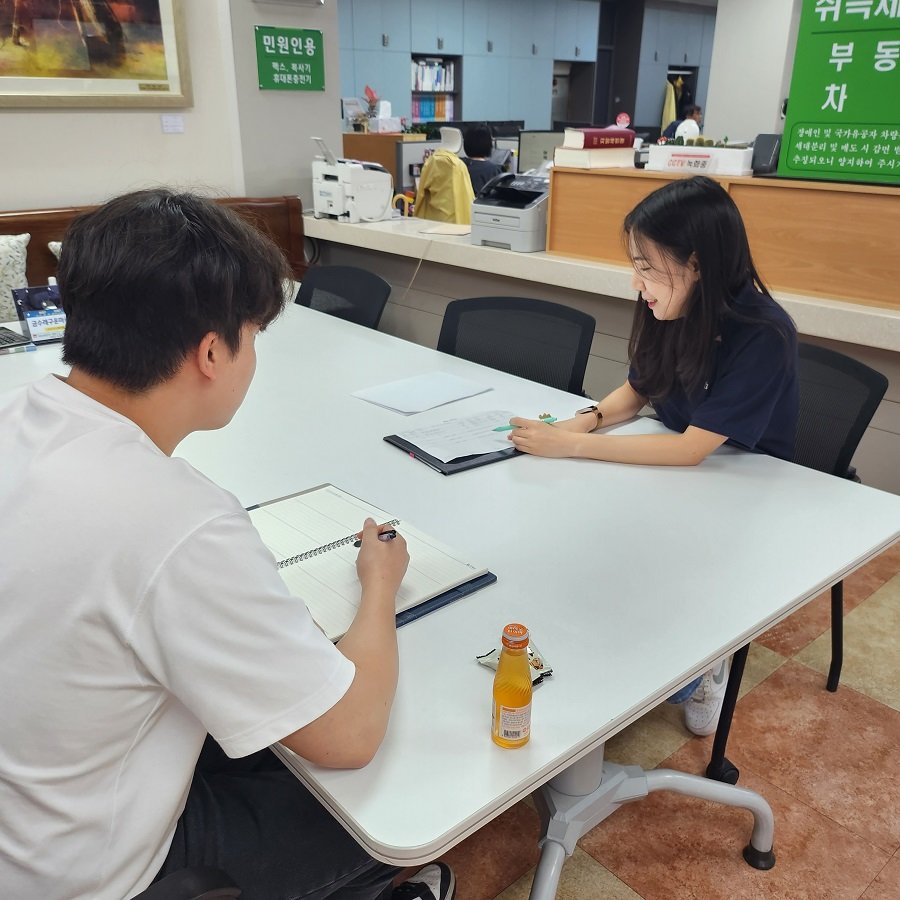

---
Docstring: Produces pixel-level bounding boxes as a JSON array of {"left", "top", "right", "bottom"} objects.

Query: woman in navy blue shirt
[
  {"left": 509, "top": 175, "right": 798, "bottom": 466},
  {"left": 508, "top": 176, "right": 798, "bottom": 735}
]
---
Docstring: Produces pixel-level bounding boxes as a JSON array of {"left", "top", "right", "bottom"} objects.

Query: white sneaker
[
  {"left": 392, "top": 863, "right": 456, "bottom": 900},
  {"left": 684, "top": 657, "right": 731, "bottom": 736}
]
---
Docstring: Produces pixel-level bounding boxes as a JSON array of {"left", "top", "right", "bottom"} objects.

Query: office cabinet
[
  {"left": 660, "top": 7, "right": 703, "bottom": 66},
  {"left": 639, "top": 5, "right": 660, "bottom": 65},
  {"left": 351, "top": 0, "right": 410, "bottom": 53},
  {"left": 463, "top": 0, "right": 512, "bottom": 56},
  {"left": 510, "top": 0, "right": 557, "bottom": 59},
  {"left": 701, "top": 12, "right": 716, "bottom": 65},
  {"left": 640, "top": 3, "right": 713, "bottom": 68},
  {"left": 683, "top": 11, "right": 704, "bottom": 65},
  {"left": 463, "top": 56, "right": 510, "bottom": 120},
  {"left": 352, "top": 50, "right": 411, "bottom": 121},
  {"left": 633, "top": 60, "right": 667, "bottom": 127},
  {"left": 508, "top": 57, "right": 553, "bottom": 130},
  {"left": 411, "top": 0, "right": 464, "bottom": 55},
  {"left": 554, "top": 0, "right": 599, "bottom": 62}
]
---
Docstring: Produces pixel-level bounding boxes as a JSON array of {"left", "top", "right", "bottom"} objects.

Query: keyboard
[{"left": 0, "top": 326, "right": 31, "bottom": 348}]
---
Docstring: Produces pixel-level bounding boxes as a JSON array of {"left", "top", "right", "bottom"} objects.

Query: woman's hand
[
  {"left": 507, "top": 417, "right": 582, "bottom": 458},
  {"left": 356, "top": 517, "right": 409, "bottom": 597}
]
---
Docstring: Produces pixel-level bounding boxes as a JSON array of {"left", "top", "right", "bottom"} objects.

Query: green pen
[{"left": 493, "top": 416, "right": 557, "bottom": 432}]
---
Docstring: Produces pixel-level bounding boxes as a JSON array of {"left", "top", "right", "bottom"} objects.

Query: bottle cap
[{"left": 501, "top": 622, "right": 529, "bottom": 649}]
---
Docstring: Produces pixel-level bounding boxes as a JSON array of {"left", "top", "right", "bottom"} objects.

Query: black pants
[{"left": 154, "top": 736, "right": 400, "bottom": 900}]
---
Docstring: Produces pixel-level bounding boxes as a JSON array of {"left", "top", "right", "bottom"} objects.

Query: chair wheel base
[
  {"left": 706, "top": 756, "right": 740, "bottom": 785},
  {"left": 743, "top": 843, "right": 776, "bottom": 870}
]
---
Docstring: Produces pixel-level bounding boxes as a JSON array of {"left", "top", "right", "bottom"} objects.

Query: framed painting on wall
[{"left": 0, "top": 0, "right": 191, "bottom": 108}]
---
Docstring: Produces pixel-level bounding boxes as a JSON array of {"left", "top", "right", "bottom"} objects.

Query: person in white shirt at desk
[
  {"left": 506, "top": 176, "right": 798, "bottom": 737},
  {"left": 0, "top": 190, "right": 455, "bottom": 900}
]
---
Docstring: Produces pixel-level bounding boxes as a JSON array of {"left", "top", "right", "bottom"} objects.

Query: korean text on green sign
[
  {"left": 778, "top": 0, "right": 900, "bottom": 185},
  {"left": 255, "top": 26, "right": 324, "bottom": 92}
]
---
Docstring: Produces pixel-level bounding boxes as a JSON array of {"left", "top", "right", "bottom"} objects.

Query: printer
[
  {"left": 311, "top": 146, "right": 393, "bottom": 224},
  {"left": 470, "top": 173, "right": 550, "bottom": 253}
]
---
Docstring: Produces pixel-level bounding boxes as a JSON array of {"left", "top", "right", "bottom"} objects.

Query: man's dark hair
[
  {"left": 59, "top": 189, "right": 292, "bottom": 392},
  {"left": 682, "top": 104, "right": 702, "bottom": 119},
  {"left": 464, "top": 124, "right": 493, "bottom": 159}
]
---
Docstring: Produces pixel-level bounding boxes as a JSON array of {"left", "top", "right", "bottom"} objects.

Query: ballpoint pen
[
  {"left": 353, "top": 528, "right": 398, "bottom": 548},
  {"left": 493, "top": 416, "right": 557, "bottom": 432}
]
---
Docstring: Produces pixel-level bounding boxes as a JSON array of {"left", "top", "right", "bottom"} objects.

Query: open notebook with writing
[{"left": 247, "top": 484, "right": 495, "bottom": 641}]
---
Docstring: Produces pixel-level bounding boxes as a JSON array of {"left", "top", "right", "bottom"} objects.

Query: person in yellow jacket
[{"left": 414, "top": 127, "right": 475, "bottom": 224}]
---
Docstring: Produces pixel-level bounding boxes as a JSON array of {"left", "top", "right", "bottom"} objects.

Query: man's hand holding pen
[{"left": 355, "top": 517, "right": 409, "bottom": 597}]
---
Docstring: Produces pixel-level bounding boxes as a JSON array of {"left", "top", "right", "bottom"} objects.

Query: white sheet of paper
[
  {"left": 420, "top": 224, "right": 472, "bottom": 235},
  {"left": 394, "top": 409, "right": 515, "bottom": 461},
  {"left": 352, "top": 372, "right": 491, "bottom": 414}
]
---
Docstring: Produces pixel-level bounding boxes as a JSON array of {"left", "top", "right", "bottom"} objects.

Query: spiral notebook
[{"left": 247, "top": 484, "right": 495, "bottom": 641}]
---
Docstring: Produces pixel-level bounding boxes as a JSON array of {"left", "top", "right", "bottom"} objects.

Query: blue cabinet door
[
  {"left": 555, "top": 0, "right": 598, "bottom": 61},
  {"left": 351, "top": 0, "right": 410, "bottom": 53},
  {"left": 411, "top": 0, "right": 464, "bottom": 55},
  {"left": 554, "top": 0, "right": 579, "bottom": 60},
  {"left": 575, "top": 0, "right": 599, "bottom": 62},
  {"left": 634, "top": 60, "right": 668, "bottom": 128},
  {"left": 511, "top": 0, "right": 556, "bottom": 59},
  {"left": 662, "top": 7, "right": 704, "bottom": 66},
  {"left": 639, "top": 5, "right": 660, "bottom": 65},
  {"left": 353, "top": 49, "right": 411, "bottom": 121},
  {"left": 337, "top": 0, "right": 353, "bottom": 50},
  {"left": 700, "top": 10, "right": 716, "bottom": 69},
  {"left": 463, "top": 55, "right": 511, "bottom": 120},
  {"left": 508, "top": 57, "right": 553, "bottom": 130},
  {"left": 657, "top": 7, "right": 686, "bottom": 67},
  {"left": 683, "top": 10, "right": 704, "bottom": 66},
  {"left": 464, "top": 0, "right": 512, "bottom": 57}
]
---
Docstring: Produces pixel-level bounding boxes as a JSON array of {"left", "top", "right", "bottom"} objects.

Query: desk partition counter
[
  {"left": 546, "top": 167, "right": 900, "bottom": 335},
  {"left": 302, "top": 208, "right": 900, "bottom": 354},
  {"left": 3, "top": 308, "right": 899, "bottom": 898}
]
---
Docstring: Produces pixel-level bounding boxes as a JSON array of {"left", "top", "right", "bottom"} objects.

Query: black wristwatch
[{"left": 576, "top": 405, "right": 603, "bottom": 429}]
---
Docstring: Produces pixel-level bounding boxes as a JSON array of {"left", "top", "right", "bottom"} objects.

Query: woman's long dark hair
[{"left": 624, "top": 176, "right": 786, "bottom": 402}]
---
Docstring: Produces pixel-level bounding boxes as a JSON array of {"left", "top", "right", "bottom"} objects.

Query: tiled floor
[{"left": 440, "top": 543, "right": 900, "bottom": 900}]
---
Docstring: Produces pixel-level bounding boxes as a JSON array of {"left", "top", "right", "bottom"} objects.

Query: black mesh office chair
[
  {"left": 137, "top": 867, "right": 240, "bottom": 899},
  {"left": 437, "top": 297, "right": 596, "bottom": 395},
  {"left": 295, "top": 265, "right": 391, "bottom": 329},
  {"left": 707, "top": 342, "right": 888, "bottom": 785}
]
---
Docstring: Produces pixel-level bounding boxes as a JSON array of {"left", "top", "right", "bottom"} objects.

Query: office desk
[{"left": 3, "top": 308, "right": 899, "bottom": 897}]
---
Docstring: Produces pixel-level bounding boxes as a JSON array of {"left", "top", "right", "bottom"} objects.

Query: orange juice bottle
[{"left": 491, "top": 623, "right": 532, "bottom": 749}]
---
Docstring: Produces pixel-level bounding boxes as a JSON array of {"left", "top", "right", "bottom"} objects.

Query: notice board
[{"left": 778, "top": 0, "right": 900, "bottom": 185}]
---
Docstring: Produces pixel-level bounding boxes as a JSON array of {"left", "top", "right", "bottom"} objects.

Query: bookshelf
[{"left": 411, "top": 55, "right": 461, "bottom": 123}]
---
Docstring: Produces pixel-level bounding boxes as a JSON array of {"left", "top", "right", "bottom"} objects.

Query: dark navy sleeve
[{"left": 689, "top": 325, "right": 794, "bottom": 451}]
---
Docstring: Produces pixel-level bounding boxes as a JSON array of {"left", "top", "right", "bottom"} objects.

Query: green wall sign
[
  {"left": 778, "top": 0, "right": 900, "bottom": 185},
  {"left": 255, "top": 26, "right": 324, "bottom": 92}
]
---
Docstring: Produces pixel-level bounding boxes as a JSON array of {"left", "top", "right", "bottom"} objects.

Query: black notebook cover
[
  {"left": 384, "top": 434, "right": 520, "bottom": 475},
  {"left": 395, "top": 571, "right": 497, "bottom": 628}
]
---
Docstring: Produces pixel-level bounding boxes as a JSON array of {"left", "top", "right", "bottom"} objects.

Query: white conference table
[{"left": 4, "top": 307, "right": 900, "bottom": 897}]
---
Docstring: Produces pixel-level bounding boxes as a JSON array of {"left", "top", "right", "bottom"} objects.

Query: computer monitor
[{"left": 517, "top": 130, "right": 565, "bottom": 174}]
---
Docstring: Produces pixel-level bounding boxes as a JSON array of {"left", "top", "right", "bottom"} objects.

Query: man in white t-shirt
[
  {"left": 0, "top": 191, "right": 456, "bottom": 900},
  {"left": 662, "top": 104, "right": 703, "bottom": 141}
]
